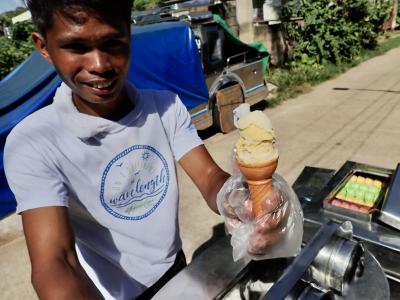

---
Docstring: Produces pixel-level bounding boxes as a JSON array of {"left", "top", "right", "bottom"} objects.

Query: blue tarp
[
  {"left": 0, "top": 21, "right": 209, "bottom": 219},
  {"left": 129, "top": 22, "right": 208, "bottom": 110}
]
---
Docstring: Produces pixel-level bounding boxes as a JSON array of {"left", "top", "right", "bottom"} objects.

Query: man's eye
[
  {"left": 62, "top": 43, "right": 89, "bottom": 53},
  {"left": 103, "top": 40, "right": 126, "bottom": 50}
]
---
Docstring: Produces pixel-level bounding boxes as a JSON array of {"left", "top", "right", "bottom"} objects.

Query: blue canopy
[
  {"left": 0, "top": 21, "right": 209, "bottom": 219},
  {"left": 129, "top": 22, "right": 208, "bottom": 110}
]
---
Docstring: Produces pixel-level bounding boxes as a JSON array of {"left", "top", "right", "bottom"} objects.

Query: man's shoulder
[
  {"left": 136, "top": 88, "right": 181, "bottom": 118},
  {"left": 135, "top": 87, "right": 177, "bottom": 104},
  {"left": 7, "top": 104, "right": 58, "bottom": 142}
]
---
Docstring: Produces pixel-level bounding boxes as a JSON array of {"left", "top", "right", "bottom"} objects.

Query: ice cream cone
[{"left": 236, "top": 156, "right": 279, "bottom": 217}]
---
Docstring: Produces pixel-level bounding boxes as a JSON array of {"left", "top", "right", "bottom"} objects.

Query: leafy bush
[
  {"left": 283, "top": 0, "right": 392, "bottom": 65},
  {"left": 0, "top": 20, "right": 35, "bottom": 80},
  {"left": 134, "top": 0, "right": 166, "bottom": 11},
  {"left": 11, "top": 20, "right": 36, "bottom": 41},
  {"left": 0, "top": 38, "right": 34, "bottom": 80},
  {"left": 268, "top": 34, "right": 400, "bottom": 106}
]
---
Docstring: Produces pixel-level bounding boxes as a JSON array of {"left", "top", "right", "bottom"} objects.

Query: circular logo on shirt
[{"left": 100, "top": 145, "right": 169, "bottom": 220}]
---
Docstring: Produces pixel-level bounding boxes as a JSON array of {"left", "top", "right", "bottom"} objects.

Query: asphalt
[{"left": 2, "top": 46, "right": 400, "bottom": 299}]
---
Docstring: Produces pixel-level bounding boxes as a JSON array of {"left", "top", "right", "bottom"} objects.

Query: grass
[{"left": 266, "top": 30, "right": 400, "bottom": 107}]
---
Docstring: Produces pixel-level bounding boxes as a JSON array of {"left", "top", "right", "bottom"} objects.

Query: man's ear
[{"left": 32, "top": 32, "right": 53, "bottom": 65}]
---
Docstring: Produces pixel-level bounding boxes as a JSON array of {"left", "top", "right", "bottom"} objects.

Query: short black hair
[{"left": 26, "top": 0, "right": 133, "bottom": 37}]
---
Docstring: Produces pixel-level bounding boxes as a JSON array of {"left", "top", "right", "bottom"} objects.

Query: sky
[{"left": 0, "top": 0, "right": 25, "bottom": 14}]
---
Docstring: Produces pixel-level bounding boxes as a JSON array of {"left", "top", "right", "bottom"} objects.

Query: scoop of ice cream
[{"left": 236, "top": 110, "right": 278, "bottom": 164}]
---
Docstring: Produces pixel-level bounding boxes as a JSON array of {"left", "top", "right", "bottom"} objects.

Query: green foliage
[
  {"left": 3, "top": 7, "right": 27, "bottom": 19},
  {"left": 0, "top": 7, "right": 27, "bottom": 26},
  {"left": 133, "top": 0, "right": 167, "bottom": 11},
  {"left": 0, "top": 37, "right": 34, "bottom": 80},
  {"left": 267, "top": 34, "right": 400, "bottom": 107},
  {"left": 0, "top": 19, "right": 35, "bottom": 80},
  {"left": 12, "top": 20, "right": 35, "bottom": 41},
  {"left": 283, "top": 0, "right": 392, "bottom": 65},
  {"left": 0, "top": 14, "right": 12, "bottom": 27}
]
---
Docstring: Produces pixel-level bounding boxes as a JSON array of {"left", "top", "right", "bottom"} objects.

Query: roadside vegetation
[
  {"left": 0, "top": 6, "right": 35, "bottom": 80},
  {"left": 134, "top": 0, "right": 168, "bottom": 11},
  {"left": 267, "top": 0, "right": 399, "bottom": 106},
  {"left": 0, "top": 20, "right": 35, "bottom": 79}
]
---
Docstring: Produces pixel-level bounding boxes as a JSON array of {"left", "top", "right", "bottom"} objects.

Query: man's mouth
[{"left": 86, "top": 80, "right": 117, "bottom": 91}]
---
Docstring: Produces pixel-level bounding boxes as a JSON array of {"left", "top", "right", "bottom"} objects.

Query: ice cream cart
[{"left": 152, "top": 160, "right": 400, "bottom": 299}]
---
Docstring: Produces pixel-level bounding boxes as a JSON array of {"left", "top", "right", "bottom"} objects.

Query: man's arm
[
  {"left": 22, "top": 206, "right": 103, "bottom": 300},
  {"left": 179, "top": 145, "right": 230, "bottom": 213}
]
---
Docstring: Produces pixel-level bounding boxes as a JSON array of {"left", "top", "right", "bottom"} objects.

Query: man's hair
[{"left": 26, "top": 0, "right": 133, "bottom": 36}]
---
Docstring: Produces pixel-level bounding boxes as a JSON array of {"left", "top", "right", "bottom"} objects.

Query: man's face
[{"left": 33, "top": 6, "right": 131, "bottom": 108}]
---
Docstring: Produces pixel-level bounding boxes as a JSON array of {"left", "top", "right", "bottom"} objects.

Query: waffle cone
[{"left": 236, "top": 156, "right": 278, "bottom": 217}]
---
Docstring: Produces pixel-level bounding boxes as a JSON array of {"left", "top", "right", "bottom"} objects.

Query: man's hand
[
  {"left": 217, "top": 177, "right": 290, "bottom": 257},
  {"left": 179, "top": 145, "right": 293, "bottom": 259},
  {"left": 247, "top": 188, "right": 289, "bottom": 255}
]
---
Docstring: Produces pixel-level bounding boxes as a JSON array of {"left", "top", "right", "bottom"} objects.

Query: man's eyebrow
[
  {"left": 58, "top": 36, "right": 86, "bottom": 44},
  {"left": 58, "top": 32, "right": 127, "bottom": 44}
]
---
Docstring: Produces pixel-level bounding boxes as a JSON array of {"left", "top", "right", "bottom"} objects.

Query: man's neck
[{"left": 72, "top": 89, "right": 134, "bottom": 121}]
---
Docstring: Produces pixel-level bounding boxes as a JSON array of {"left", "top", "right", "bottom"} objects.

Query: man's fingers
[
  {"left": 254, "top": 201, "right": 290, "bottom": 233},
  {"left": 221, "top": 198, "right": 236, "bottom": 218},
  {"left": 247, "top": 229, "right": 283, "bottom": 255},
  {"left": 225, "top": 217, "right": 243, "bottom": 231},
  {"left": 247, "top": 197, "right": 290, "bottom": 255},
  {"left": 260, "top": 189, "right": 283, "bottom": 214}
]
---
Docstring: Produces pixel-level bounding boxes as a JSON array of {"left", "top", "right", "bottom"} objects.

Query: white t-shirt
[{"left": 4, "top": 82, "right": 203, "bottom": 299}]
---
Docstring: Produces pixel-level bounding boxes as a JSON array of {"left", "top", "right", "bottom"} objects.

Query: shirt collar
[{"left": 53, "top": 81, "right": 139, "bottom": 141}]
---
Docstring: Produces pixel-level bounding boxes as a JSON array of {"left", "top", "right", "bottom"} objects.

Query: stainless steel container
[{"left": 307, "top": 236, "right": 364, "bottom": 295}]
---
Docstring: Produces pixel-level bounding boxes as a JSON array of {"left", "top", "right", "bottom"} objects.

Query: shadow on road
[
  {"left": 198, "top": 126, "right": 219, "bottom": 140},
  {"left": 333, "top": 87, "right": 400, "bottom": 94},
  {"left": 191, "top": 222, "right": 227, "bottom": 261}
]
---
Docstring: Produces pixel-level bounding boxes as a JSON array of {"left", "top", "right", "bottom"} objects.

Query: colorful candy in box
[{"left": 329, "top": 175, "right": 385, "bottom": 213}]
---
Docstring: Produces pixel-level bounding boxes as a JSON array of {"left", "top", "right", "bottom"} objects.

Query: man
[{"left": 4, "top": 1, "right": 285, "bottom": 299}]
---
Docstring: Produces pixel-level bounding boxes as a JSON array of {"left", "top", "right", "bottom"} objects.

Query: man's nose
[{"left": 86, "top": 50, "right": 112, "bottom": 75}]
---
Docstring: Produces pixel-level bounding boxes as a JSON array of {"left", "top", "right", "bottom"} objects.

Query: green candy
[
  {"left": 347, "top": 182, "right": 358, "bottom": 190},
  {"left": 365, "top": 191, "right": 377, "bottom": 205},
  {"left": 347, "top": 187, "right": 356, "bottom": 197},
  {"left": 356, "top": 190, "right": 365, "bottom": 202},
  {"left": 368, "top": 185, "right": 380, "bottom": 194}
]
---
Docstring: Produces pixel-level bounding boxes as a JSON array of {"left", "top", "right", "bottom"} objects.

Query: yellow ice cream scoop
[
  {"left": 235, "top": 110, "right": 278, "bottom": 165},
  {"left": 235, "top": 110, "right": 279, "bottom": 217}
]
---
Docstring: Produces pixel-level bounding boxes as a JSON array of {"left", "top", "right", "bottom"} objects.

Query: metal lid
[{"left": 378, "top": 163, "right": 400, "bottom": 231}]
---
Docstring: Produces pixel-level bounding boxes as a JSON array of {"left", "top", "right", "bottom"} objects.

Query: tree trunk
[{"left": 390, "top": 0, "right": 398, "bottom": 29}]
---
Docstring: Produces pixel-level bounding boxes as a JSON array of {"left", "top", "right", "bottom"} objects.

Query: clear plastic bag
[{"left": 217, "top": 171, "right": 304, "bottom": 261}]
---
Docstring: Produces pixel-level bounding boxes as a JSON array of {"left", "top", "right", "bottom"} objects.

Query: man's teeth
[{"left": 91, "top": 82, "right": 113, "bottom": 89}]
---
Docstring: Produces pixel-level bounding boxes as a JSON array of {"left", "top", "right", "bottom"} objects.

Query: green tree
[
  {"left": 283, "top": 0, "right": 392, "bottom": 65},
  {"left": 133, "top": 0, "right": 168, "bottom": 11},
  {"left": 12, "top": 20, "right": 35, "bottom": 41},
  {"left": 0, "top": 14, "right": 12, "bottom": 27},
  {"left": 0, "top": 19, "right": 35, "bottom": 80}
]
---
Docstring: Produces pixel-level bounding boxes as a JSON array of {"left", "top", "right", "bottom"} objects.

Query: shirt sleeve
[
  {"left": 162, "top": 92, "right": 204, "bottom": 161},
  {"left": 4, "top": 130, "right": 69, "bottom": 214}
]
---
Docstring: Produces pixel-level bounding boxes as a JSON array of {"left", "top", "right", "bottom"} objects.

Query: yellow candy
[
  {"left": 350, "top": 175, "right": 358, "bottom": 182},
  {"left": 356, "top": 176, "right": 365, "bottom": 184},
  {"left": 374, "top": 180, "right": 382, "bottom": 188},
  {"left": 337, "top": 192, "right": 347, "bottom": 200},
  {"left": 365, "top": 178, "right": 374, "bottom": 186}
]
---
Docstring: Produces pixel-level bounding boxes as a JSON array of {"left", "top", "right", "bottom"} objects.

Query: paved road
[{"left": 2, "top": 47, "right": 400, "bottom": 299}]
